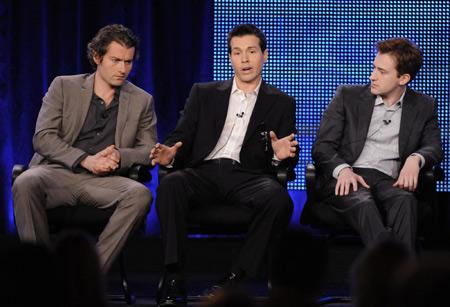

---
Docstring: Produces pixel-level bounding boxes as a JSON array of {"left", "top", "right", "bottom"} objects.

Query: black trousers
[
  {"left": 155, "top": 162, "right": 293, "bottom": 277},
  {"left": 322, "top": 168, "right": 418, "bottom": 249}
]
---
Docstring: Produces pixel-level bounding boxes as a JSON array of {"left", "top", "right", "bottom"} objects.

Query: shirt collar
[
  {"left": 231, "top": 77, "right": 262, "bottom": 96},
  {"left": 375, "top": 89, "right": 406, "bottom": 108}
]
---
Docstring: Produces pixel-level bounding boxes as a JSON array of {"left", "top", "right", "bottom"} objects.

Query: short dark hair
[
  {"left": 376, "top": 38, "right": 423, "bottom": 83},
  {"left": 227, "top": 24, "right": 267, "bottom": 54},
  {"left": 87, "top": 24, "right": 140, "bottom": 69}
]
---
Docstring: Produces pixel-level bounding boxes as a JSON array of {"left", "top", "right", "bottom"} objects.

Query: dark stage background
[{"left": 1, "top": 0, "right": 449, "bottom": 236}]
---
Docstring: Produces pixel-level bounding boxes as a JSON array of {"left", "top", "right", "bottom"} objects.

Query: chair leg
[
  {"left": 107, "top": 251, "right": 135, "bottom": 304},
  {"left": 119, "top": 251, "right": 135, "bottom": 305},
  {"left": 156, "top": 269, "right": 166, "bottom": 305}
]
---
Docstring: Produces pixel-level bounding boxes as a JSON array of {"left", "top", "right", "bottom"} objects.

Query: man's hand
[
  {"left": 80, "top": 145, "right": 120, "bottom": 176},
  {"left": 393, "top": 155, "right": 421, "bottom": 191},
  {"left": 150, "top": 142, "right": 182, "bottom": 166},
  {"left": 270, "top": 131, "right": 298, "bottom": 160},
  {"left": 99, "top": 144, "right": 121, "bottom": 163},
  {"left": 335, "top": 167, "right": 370, "bottom": 196}
]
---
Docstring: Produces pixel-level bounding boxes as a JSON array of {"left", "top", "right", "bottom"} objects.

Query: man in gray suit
[
  {"left": 312, "top": 38, "right": 443, "bottom": 250},
  {"left": 12, "top": 24, "right": 158, "bottom": 273}
]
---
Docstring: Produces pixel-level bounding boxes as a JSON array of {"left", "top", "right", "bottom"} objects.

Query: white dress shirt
[{"left": 205, "top": 78, "right": 261, "bottom": 163}]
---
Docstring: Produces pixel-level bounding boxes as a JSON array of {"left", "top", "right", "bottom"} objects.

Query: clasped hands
[
  {"left": 80, "top": 145, "right": 121, "bottom": 176},
  {"left": 149, "top": 131, "right": 298, "bottom": 166},
  {"left": 335, "top": 155, "right": 421, "bottom": 196}
]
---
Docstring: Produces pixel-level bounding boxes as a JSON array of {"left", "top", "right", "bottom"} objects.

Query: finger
[
  {"left": 269, "top": 131, "right": 278, "bottom": 141},
  {"left": 393, "top": 180, "right": 399, "bottom": 187},
  {"left": 335, "top": 181, "right": 341, "bottom": 196},
  {"left": 174, "top": 142, "right": 183, "bottom": 149},
  {"left": 357, "top": 176, "right": 370, "bottom": 189},
  {"left": 288, "top": 133, "right": 296, "bottom": 141},
  {"left": 343, "top": 182, "right": 350, "bottom": 196}
]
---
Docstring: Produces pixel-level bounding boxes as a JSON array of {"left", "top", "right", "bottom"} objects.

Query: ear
[
  {"left": 399, "top": 73, "right": 410, "bottom": 86},
  {"left": 93, "top": 52, "right": 101, "bottom": 65},
  {"left": 263, "top": 49, "right": 268, "bottom": 63}
]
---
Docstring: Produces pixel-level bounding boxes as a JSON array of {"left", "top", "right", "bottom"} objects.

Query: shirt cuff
[
  {"left": 333, "top": 163, "right": 352, "bottom": 179},
  {"left": 272, "top": 154, "right": 281, "bottom": 166},
  {"left": 72, "top": 153, "right": 89, "bottom": 173}
]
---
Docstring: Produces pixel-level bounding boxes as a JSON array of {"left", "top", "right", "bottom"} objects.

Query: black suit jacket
[
  {"left": 312, "top": 84, "right": 443, "bottom": 185},
  {"left": 164, "top": 78, "right": 299, "bottom": 176}
]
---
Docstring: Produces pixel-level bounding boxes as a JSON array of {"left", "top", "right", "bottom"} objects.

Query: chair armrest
[
  {"left": 158, "top": 165, "right": 172, "bottom": 181},
  {"left": 420, "top": 165, "right": 445, "bottom": 182},
  {"left": 276, "top": 166, "right": 296, "bottom": 188},
  {"left": 127, "top": 165, "right": 153, "bottom": 183},
  {"left": 305, "top": 163, "right": 317, "bottom": 203},
  {"left": 11, "top": 164, "right": 27, "bottom": 186}
]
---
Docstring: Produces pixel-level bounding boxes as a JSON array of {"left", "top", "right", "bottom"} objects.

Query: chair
[
  {"left": 155, "top": 165, "right": 296, "bottom": 304},
  {"left": 301, "top": 163, "right": 445, "bottom": 242},
  {"left": 300, "top": 163, "right": 445, "bottom": 304},
  {"left": 11, "top": 164, "right": 152, "bottom": 305}
]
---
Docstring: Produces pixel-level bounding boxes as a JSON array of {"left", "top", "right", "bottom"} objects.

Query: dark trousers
[
  {"left": 155, "top": 162, "right": 293, "bottom": 277},
  {"left": 322, "top": 168, "right": 418, "bottom": 249}
]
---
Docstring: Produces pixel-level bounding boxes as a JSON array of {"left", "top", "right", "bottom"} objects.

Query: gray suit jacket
[
  {"left": 312, "top": 84, "right": 443, "bottom": 184},
  {"left": 29, "top": 73, "right": 158, "bottom": 174}
]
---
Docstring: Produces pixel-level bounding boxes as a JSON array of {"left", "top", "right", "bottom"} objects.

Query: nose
[
  {"left": 118, "top": 61, "right": 126, "bottom": 73},
  {"left": 369, "top": 70, "right": 376, "bottom": 81},
  {"left": 241, "top": 52, "right": 249, "bottom": 63}
]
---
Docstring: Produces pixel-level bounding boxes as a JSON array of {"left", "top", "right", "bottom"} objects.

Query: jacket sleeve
[
  {"left": 117, "top": 93, "right": 158, "bottom": 173},
  {"left": 32, "top": 77, "right": 87, "bottom": 170},
  {"left": 311, "top": 85, "right": 351, "bottom": 179}
]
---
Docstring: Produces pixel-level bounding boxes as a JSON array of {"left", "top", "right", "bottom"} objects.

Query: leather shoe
[
  {"left": 203, "top": 272, "right": 240, "bottom": 297},
  {"left": 158, "top": 279, "right": 187, "bottom": 306}
]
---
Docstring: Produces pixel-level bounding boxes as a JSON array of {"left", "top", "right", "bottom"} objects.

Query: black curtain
[{"left": 0, "top": 0, "right": 214, "bottom": 234}]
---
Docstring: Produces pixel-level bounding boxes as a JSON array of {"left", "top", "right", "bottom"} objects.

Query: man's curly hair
[{"left": 87, "top": 24, "right": 139, "bottom": 69}]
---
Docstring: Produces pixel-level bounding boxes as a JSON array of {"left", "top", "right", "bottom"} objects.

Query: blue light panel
[{"left": 214, "top": 0, "right": 450, "bottom": 191}]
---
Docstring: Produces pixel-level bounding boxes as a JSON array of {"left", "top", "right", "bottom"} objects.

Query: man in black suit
[
  {"left": 312, "top": 38, "right": 443, "bottom": 251},
  {"left": 150, "top": 24, "right": 299, "bottom": 306}
]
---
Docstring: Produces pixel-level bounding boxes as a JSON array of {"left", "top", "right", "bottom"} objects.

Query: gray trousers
[
  {"left": 12, "top": 164, "right": 152, "bottom": 273},
  {"left": 321, "top": 168, "right": 418, "bottom": 250}
]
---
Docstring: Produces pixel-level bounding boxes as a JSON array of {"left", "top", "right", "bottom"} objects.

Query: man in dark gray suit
[
  {"left": 151, "top": 24, "right": 299, "bottom": 306},
  {"left": 12, "top": 24, "right": 158, "bottom": 273},
  {"left": 312, "top": 38, "right": 443, "bottom": 250}
]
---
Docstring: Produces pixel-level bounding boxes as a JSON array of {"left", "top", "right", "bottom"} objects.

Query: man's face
[
  {"left": 369, "top": 52, "right": 409, "bottom": 100},
  {"left": 94, "top": 41, "right": 135, "bottom": 89},
  {"left": 229, "top": 34, "right": 268, "bottom": 90}
]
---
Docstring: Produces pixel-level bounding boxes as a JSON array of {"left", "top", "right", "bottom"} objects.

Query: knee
[
  {"left": 158, "top": 170, "right": 187, "bottom": 190},
  {"left": 12, "top": 170, "right": 43, "bottom": 199},
  {"left": 259, "top": 184, "right": 293, "bottom": 216},
  {"left": 129, "top": 184, "right": 152, "bottom": 215}
]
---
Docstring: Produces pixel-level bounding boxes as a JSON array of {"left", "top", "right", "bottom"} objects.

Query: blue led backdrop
[{"left": 213, "top": 0, "right": 450, "bottom": 191}]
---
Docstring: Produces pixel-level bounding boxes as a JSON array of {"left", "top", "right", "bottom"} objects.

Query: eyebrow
[{"left": 232, "top": 46, "right": 258, "bottom": 51}]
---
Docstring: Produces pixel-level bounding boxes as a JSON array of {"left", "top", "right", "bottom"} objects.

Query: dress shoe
[
  {"left": 158, "top": 279, "right": 187, "bottom": 306},
  {"left": 203, "top": 272, "right": 240, "bottom": 297}
]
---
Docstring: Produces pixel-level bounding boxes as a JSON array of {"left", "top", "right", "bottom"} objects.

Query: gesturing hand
[
  {"left": 150, "top": 142, "right": 183, "bottom": 166},
  {"left": 335, "top": 167, "right": 370, "bottom": 196},
  {"left": 270, "top": 131, "right": 298, "bottom": 160},
  {"left": 393, "top": 155, "right": 421, "bottom": 191}
]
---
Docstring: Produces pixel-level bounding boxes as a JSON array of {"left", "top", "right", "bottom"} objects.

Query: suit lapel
[
  {"left": 72, "top": 74, "right": 95, "bottom": 144},
  {"left": 399, "top": 88, "right": 418, "bottom": 159},
  {"left": 357, "top": 87, "right": 376, "bottom": 145},
  {"left": 115, "top": 82, "right": 131, "bottom": 147},
  {"left": 214, "top": 79, "right": 233, "bottom": 139},
  {"left": 243, "top": 80, "right": 276, "bottom": 144}
]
